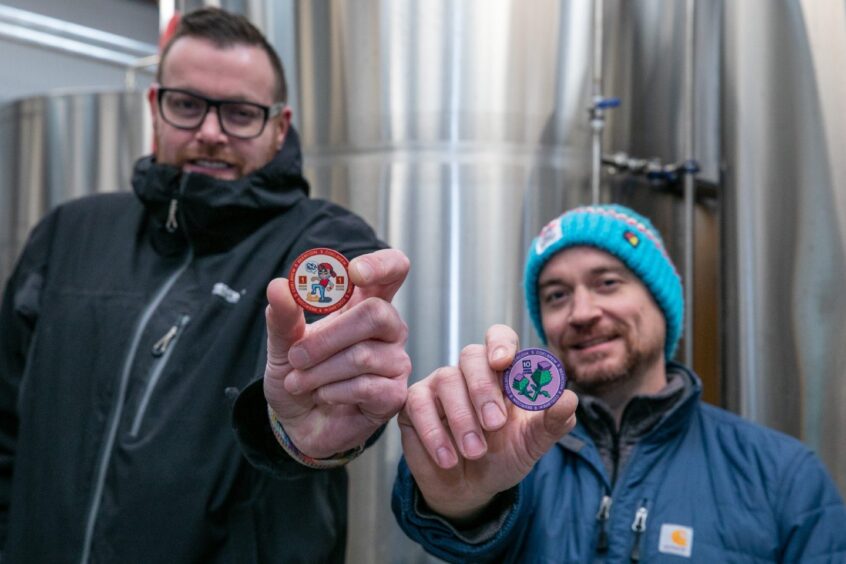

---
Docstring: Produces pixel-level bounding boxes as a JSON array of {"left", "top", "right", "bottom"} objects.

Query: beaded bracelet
[{"left": 266, "top": 404, "right": 364, "bottom": 469}]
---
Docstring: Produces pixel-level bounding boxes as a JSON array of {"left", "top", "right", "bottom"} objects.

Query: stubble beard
[{"left": 560, "top": 333, "right": 661, "bottom": 396}]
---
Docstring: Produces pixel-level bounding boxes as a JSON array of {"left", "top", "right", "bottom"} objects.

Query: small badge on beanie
[
  {"left": 623, "top": 231, "right": 640, "bottom": 248},
  {"left": 535, "top": 218, "right": 563, "bottom": 255}
]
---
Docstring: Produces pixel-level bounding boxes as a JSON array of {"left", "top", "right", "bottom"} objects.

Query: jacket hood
[{"left": 133, "top": 126, "right": 311, "bottom": 255}]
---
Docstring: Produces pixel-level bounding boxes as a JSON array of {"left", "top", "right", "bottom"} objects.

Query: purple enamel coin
[{"left": 503, "top": 348, "right": 566, "bottom": 411}]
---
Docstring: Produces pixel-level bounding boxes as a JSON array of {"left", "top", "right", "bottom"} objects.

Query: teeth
[
  {"left": 194, "top": 159, "right": 229, "bottom": 169},
  {"left": 577, "top": 337, "right": 612, "bottom": 349}
]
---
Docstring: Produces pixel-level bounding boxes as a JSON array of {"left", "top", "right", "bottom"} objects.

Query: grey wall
[{"left": 0, "top": 1, "right": 158, "bottom": 103}]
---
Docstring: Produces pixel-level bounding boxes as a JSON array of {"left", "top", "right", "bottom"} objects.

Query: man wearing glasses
[{"left": 0, "top": 7, "right": 409, "bottom": 563}]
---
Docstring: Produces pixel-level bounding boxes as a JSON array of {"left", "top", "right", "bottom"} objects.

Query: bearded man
[{"left": 392, "top": 204, "right": 846, "bottom": 563}]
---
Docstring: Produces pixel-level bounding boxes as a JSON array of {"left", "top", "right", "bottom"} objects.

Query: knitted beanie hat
[{"left": 523, "top": 204, "right": 684, "bottom": 360}]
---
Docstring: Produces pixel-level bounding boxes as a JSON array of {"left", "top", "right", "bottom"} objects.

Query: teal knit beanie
[{"left": 523, "top": 204, "right": 684, "bottom": 360}]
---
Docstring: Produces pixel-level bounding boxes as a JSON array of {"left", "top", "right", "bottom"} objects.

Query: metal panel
[
  {"left": 722, "top": 0, "right": 846, "bottom": 495},
  {"left": 0, "top": 90, "right": 151, "bottom": 285},
  {"left": 288, "top": 1, "right": 594, "bottom": 560},
  {"left": 3, "top": 1, "right": 842, "bottom": 562}
]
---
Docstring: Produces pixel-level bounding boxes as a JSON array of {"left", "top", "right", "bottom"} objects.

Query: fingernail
[
  {"left": 436, "top": 446, "right": 456, "bottom": 468},
  {"left": 462, "top": 432, "right": 485, "bottom": 458},
  {"left": 491, "top": 347, "right": 507, "bottom": 362},
  {"left": 288, "top": 346, "right": 310, "bottom": 368},
  {"left": 482, "top": 402, "right": 506, "bottom": 428},
  {"left": 355, "top": 261, "right": 374, "bottom": 283}
]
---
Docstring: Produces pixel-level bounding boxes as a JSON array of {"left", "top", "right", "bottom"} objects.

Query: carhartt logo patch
[{"left": 659, "top": 524, "right": 693, "bottom": 557}]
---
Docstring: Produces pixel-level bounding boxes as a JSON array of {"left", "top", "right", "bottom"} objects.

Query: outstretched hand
[
  {"left": 398, "top": 324, "right": 578, "bottom": 522},
  {"left": 263, "top": 248, "right": 411, "bottom": 459}
]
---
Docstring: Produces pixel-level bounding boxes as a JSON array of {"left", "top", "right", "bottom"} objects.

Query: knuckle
[
  {"left": 377, "top": 381, "right": 407, "bottom": 413},
  {"left": 350, "top": 345, "right": 374, "bottom": 372},
  {"left": 356, "top": 376, "right": 380, "bottom": 400},
  {"left": 395, "top": 353, "right": 412, "bottom": 380},
  {"left": 397, "top": 320, "right": 409, "bottom": 346},
  {"left": 459, "top": 344, "right": 485, "bottom": 363},
  {"left": 465, "top": 375, "right": 498, "bottom": 398},
  {"left": 449, "top": 406, "right": 479, "bottom": 430},
  {"left": 404, "top": 386, "right": 431, "bottom": 417},
  {"left": 362, "top": 298, "right": 394, "bottom": 333},
  {"left": 418, "top": 424, "right": 444, "bottom": 446},
  {"left": 308, "top": 327, "right": 333, "bottom": 358},
  {"left": 430, "top": 366, "right": 460, "bottom": 385}
]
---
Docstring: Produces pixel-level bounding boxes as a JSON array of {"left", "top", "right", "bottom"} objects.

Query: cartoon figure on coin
[
  {"left": 308, "top": 262, "right": 336, "bottom": 303},
  {"left": 289, "top": 248, "right": 353, "bottom": 315}
]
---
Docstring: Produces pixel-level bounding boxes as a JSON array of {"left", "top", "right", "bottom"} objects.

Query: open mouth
[{"left": 189, "top": 158, "right": 233, "bottom": 170}]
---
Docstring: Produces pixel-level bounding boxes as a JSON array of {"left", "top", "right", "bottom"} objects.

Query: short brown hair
[{"left": 157, "top": 7, "right": 288, "bottom": 103}]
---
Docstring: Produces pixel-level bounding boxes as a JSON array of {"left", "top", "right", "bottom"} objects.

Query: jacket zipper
[
  {"left": 595, "top": 494, "right": 613, "bottom": 553},
  {"left": 79, "top": 174, "right": 191, "bottom": 564},
  {"left": 129, "top": 314, "right": 191, "bottom": 437},
  {"left": 629, "top": 503, "right": 649, "bottom": 562},
  {"left": 165, "top": 199, "right": 179, "bottom": 232}
]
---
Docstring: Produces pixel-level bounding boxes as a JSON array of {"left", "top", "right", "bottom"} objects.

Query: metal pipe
[
  {"left": 682, "top": 0, "right": 696, "bottom": 364},
  {"left": 124, "top": 55, "right": 160, "bottom": 90},
  {"left": 590, "top": 0, "right": 604, "bottom": 205},
  {"left": 159, "top": 0, "right": 176, "bottom": 33},
  {"left": 0, "top": 5, "right": 156, "bottom": 57}
]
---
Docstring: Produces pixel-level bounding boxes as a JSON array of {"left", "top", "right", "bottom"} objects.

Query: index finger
[
  {"left": 458, "top": 344, "right": 508, "bottom": 432},
  {"left": 484, "top": 324, "right": 520, "bottom": 371},
  {"left": 348, "top": 248, "right": 410, "bottom": 303}
]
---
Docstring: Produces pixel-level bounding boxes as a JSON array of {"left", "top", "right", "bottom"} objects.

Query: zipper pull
[
  {"left": 595, "top": 495, "right": 613, "bottom": 553},
  {"left": 152, "top": 316, "right": 189, "bottom": 357},
  {"left": 166, "top": 198, "right": 179, "bottom": 232},
  {"left": 629, "top": 505, "right": 648, "bottom": 562}
]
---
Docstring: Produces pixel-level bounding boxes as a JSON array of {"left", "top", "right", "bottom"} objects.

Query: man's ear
[
  {"left": 147, "top": 86, "right": 160, "bottom": 152},
  {"left": 275, "top": 106, "right": 293, "bottom": 150}
]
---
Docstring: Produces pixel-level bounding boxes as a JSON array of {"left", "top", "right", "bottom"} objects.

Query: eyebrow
[{"left": 538, "top": 266, "right": 630, "bottom": 288}]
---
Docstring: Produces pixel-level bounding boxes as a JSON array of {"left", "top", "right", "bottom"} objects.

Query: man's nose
[
  {"left": 569, "top": 287, "right": 600, "bottom": 325},
  {"left": 196, "top": 107, "right": 226, "bottom": 143}
]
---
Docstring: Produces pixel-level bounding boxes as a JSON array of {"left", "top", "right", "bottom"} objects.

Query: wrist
[
  {"left": 266, "top": 405, "right": 364, "bottom": 469},
  {"left": 422, "top": 492, "right": 497, "bottom": 526}
]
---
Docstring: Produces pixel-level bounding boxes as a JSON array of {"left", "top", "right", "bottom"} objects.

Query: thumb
[
  {"left": 265, "top": 278, "right": 306, "bottom": 380},
  {"left": 347, "top": 249, "right": 410, "bottom": 303},
  {"left": 523, "top": 390, "right": 579, "bottom": 461}
]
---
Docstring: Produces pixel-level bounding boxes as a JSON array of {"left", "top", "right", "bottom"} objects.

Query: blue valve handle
[{"left": 595, "top": 97, "right": 621, "bottom": 109}]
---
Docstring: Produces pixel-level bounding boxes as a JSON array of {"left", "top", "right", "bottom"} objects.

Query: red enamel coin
[{"left": 288, "top": 248, "right": 354, "bottom": 315}]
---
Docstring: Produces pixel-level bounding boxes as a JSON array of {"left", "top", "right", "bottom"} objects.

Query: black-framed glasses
[{"left": 157, "top": 87, "right": 285, "bottom": 140}]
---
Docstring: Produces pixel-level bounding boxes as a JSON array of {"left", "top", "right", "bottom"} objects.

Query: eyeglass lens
[{"left": 161, "top": 90, "right": 268, "bottom": 138}]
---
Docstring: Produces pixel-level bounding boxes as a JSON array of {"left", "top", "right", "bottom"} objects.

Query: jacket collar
[
  {"left": 133, "top": 126, "right": 310, "bottom": 256},
  {"left": 561, "top": 362, "right": 702, "bottom": 454}
]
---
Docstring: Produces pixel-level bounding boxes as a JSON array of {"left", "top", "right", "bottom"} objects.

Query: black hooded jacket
[{"left": 0, "top": 128, "right": 384, "bottom": 563}]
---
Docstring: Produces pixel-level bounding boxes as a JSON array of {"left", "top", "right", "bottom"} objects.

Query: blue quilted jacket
[{"left": 393, "top": 364, "right": 846, "bottom": 563}]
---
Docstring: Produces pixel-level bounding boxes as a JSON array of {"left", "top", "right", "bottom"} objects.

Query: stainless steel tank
[
  {"left": 2, "top": 1, "right": 843, "bottom": 562},
  {"left": 286, "top": 1, "right": 596, "bottom": 560},
  {"left": 0, "top": 90, "right": 151, "bottom": 283},
  {"left": 284, "top": 0, "right": 721, "bottom": 561},
  {"left": 722, "top": 0, "right": 846, "bottom": 495}
]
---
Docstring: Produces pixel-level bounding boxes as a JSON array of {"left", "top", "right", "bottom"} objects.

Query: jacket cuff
[
  {"left": 231, "top": 379, "right": 322, "bottom": 478},
  {"left": 392, "top": 456, "right": 526, "bottom": 563}
]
